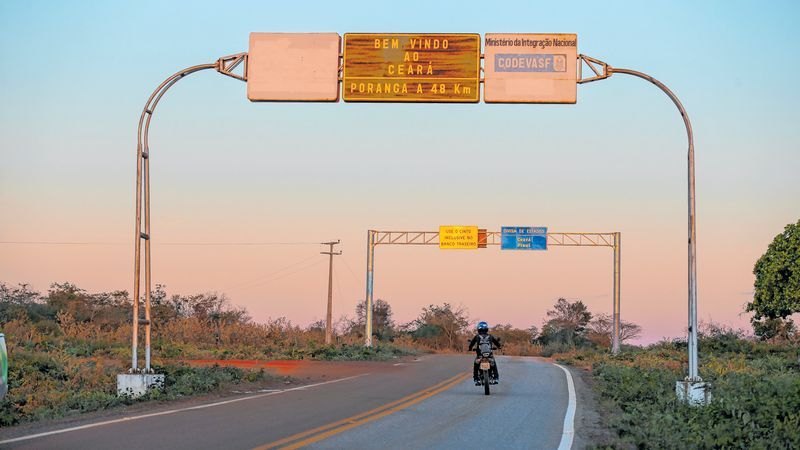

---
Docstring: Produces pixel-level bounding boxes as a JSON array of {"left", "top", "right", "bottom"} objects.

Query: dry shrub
[
  {"left": 491, "top": 324, "right": 540, "bottom": 356},
  {"left": 1, "top": 283, "right": 422, "bottom": 426}
]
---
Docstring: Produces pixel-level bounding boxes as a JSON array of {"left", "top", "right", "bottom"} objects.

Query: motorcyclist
[{"left": 468, "top": 321, "right": 501, "bottom": 385}]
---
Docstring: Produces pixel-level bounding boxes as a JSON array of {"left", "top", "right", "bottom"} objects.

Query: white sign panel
[
  {"left": 247, "top": 33, "right": 341, "bottom": 102},
  {"left": 483, "top": 33, "right": 578, "bottom": 104}
]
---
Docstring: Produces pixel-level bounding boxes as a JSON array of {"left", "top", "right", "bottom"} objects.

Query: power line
[
  {"left": 332, "top": 265, "right": 349, "bottom": 335},
  {"left": 236, "top": 259, "right": 325, "bottom": 291},
  {"left": 0, "top": 241, "right": 124, "bottom": 245},
  {"left": 226, "top": 254, "right": 320, "bottom": 290},
  {"left": 333, "top": 265, "right": 345, "bottom": 303},
  {"left": 0, "top": 241, "right": 322, "bottom": 246},
  {"left": 154, "top": 242, "right": 322, "bottom": 246},
  {"left": 340, "top": 255, "right": 362, "bottom": 287}
]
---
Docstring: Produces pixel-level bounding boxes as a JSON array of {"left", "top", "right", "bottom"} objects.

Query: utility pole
[{"left": 321, "top": 240, "right": 342, "bottom": 345}]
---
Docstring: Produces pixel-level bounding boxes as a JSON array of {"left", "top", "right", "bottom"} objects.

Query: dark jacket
[{"left": 468, "top": 333, "right": 502, "bottom": 354}]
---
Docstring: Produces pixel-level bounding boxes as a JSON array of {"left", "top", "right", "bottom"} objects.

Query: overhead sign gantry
[
  {"left": 364, "top": 229, "right": 622, "bottom": 353},
  {"left": 131, "top": 31, "right": 704, "bottom": 402},
  {"left": 245, "top": 32, "right": 577, "bottom": 103}
]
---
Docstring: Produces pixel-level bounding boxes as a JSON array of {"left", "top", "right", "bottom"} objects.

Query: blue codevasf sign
[{"left": 501, "top": 227, "right": 547, "bottom": 250}]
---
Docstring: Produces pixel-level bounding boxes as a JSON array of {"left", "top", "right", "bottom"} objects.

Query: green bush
[
  {"left": 0, "top": 281, "right": 427, "bottom": 427},
  {"left": 306, "top": 343, "right": 417, "bottom": 361},
  {"left": 0, "top": 359, "right": 272, "bottom": 426},
  {"left": 577, "top": 338, "right": 800, "bottom": 448},
  {"left": 149, "top": 364, "right": 246, "bottom": 398},
  {"left": 64, "top": 390, "right": 123, "bottom": 413},
  {"left": 541, "top": 341, "right": 575, "bottom": 357}
]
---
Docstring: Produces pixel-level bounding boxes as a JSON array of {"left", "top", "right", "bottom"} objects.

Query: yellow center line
[
  {"left": 254, "top": 372, "right": 469, "bottom": 450},
  {"left": 280, "top": 373, "right": 469, "bottom": 450}
]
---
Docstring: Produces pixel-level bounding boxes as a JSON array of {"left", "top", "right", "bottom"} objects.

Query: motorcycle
[{"left": 474, "top": 339, "right": 498, "bottom": 396}]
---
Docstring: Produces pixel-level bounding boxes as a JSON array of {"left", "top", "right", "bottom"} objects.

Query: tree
[
  {"left": 746, "top": 219, "right": 800, "bottom": 340},
  {"left": 586, "top": 313, "right": 643, "bottom": 347},
  {"left": 406, "top": 303, "right": 470, "bottom": 351},
  {"left": 307, "top": 319, "right": 326, "bottom": 332},
  {"left": 750, "top": 317, "right": 796, "bottom": 341},
  {"left": 153, "top": 291, "right": 250, "bottom": 345},
  {"left": 0, "top": 282, "right": 43, "bottom": 322},
  {"left": 491, "top": 323, "right": 536, "bottom": 346},
  {"left": 352, "top": 299, "right": 396, "bottom": 341},
  {"left": 528, "top": 325, "right": 539, "bottom": 343},
  {"left": 46, "top": 283, "right": 93, "bottom": 322},
  {"left": 537, "top": 298, "right": 592, "bottom": 346}
]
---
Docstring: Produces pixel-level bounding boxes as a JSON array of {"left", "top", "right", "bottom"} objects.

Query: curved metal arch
[
  {"left": 132, "top": 57, "right": 242, "bottom": 372},
  {"left": 580, "top": 59, "right": 699, "bottom": 381},
  {"left": 609, "top": 67, "right": 698, "bottom": 381},
  {"left": 130, "top": 53, "right": 699, "bottom": 385}
]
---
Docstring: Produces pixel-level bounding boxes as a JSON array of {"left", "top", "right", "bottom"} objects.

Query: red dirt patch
[
  {"left": 182, "top": 358, "right": 411, "bottom": 379},
  {"left": 184, "top": 359, "right": 308, "bottom": 375}
]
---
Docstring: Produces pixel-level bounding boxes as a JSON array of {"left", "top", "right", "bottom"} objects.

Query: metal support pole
[
  {"left": 132, "top": 61, "right": 220, "bottom": 372},
  {"left": 144, "top": 151, "right": 152, "bottom": 371},
  {"left": 132, "top": 136, "right": 142, "bottom": 371},
  {"left": 612, "top": 232, "right": 621, "bottom": 355},
  {"left": 321, "top": 240, "right": 341, "bottom": 345},
  {"left": 364, "top": 230, "right": 375, "bottom": 347},
  {"left": 610, "top": 68, "right": 699, "bottom": 381},
  {"left": 131, "top": 53, "right": 245, "bottom": 373}
]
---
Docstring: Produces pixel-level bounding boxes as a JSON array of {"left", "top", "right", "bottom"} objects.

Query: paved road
[
  {"left": 304, "top": 356, "right": 571, "bottom": 450},
  {"left": 0, "top": 355, "right": 574, "bottom": 450}
]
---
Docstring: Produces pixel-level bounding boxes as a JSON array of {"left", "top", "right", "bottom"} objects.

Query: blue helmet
[{"left": 477, "top": 321, "right": 489, "bottom": 333}]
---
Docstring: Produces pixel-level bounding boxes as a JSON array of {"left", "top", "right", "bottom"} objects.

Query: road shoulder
[
  {"left": 565, "top": 365, "right": 619, "bottom": 449},
  {"left": 0, "top": 358, "right": 404, "bottom": 442}
]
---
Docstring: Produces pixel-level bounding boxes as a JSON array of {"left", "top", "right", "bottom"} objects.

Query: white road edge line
[
  {"left": 554, "top": 363, "right": 577, "bottom": 450},
  {"left": 0, "top": 373, "right": 370, "bottom": 445}
]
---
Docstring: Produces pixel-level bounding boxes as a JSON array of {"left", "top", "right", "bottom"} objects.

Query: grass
[
  {"left": 0, "top": 315, "right": 418, "bottom": 427},
  {"left": 0, "top": 348, "right": 277, "bottom": 426},
  {"left": 0, "top": 282, "right": 532, "bottom": 427},
  {"left": 556, "top": 334, "right": 800, "bottom": 448}
]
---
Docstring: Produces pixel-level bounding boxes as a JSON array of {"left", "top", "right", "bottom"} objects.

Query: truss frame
[{"left": 364, "top": 230, "right": 622, "bottom": 354}]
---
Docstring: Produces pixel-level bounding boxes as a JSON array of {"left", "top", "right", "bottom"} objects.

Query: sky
[{"left": 1, "top": 0, "right": 798, "bottom": 344}]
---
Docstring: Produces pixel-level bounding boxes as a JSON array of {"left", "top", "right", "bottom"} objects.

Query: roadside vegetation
[
  {"left": 0, "top": 278, "right": 550, "bottom": 426},
  {"left": 0, "top": 281, "right": 624, "bottom": 426},
  {"left": 0, "top": 283, "right": 417, "bottom": 426},
  {"left": 554, "top": 219, "right": 800, "bottom": 448},
  {"left": 557, "top": 324, "right": 799, "bottom": 448},
  {"left": 3, "top": 219, "right": 796, "bottom": 438}
]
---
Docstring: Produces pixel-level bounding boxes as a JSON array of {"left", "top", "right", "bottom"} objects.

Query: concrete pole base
[
  {"left": 117, "top": 373, "right": 165, "bottom": 398},
  {"left": 675, "top": 380, "right": 711, "bottom": 406}
]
